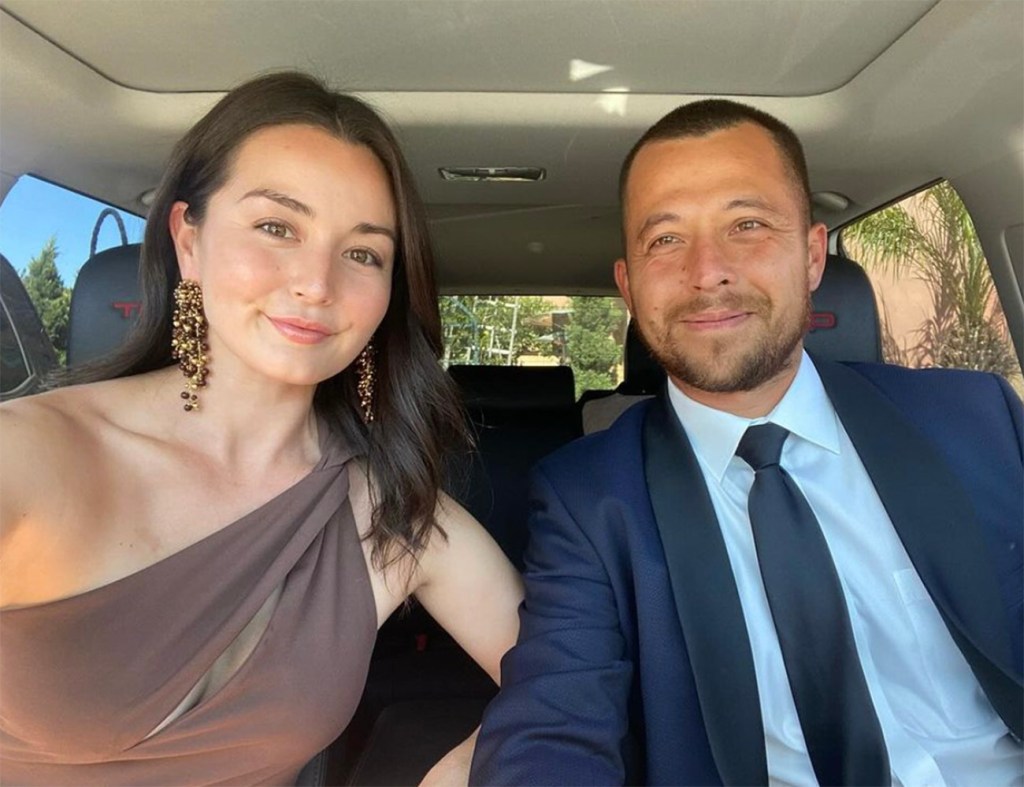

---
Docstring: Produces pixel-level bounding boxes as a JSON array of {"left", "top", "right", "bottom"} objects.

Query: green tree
[
  {"left": 441, "top": 295, "right": 551, "bottom": 366},
  {"left": 21, "top": 236, "right": 71, "bottom": 365},
  {"left": 844, "top": 182, "right": 1018, "bottom": 380},
  {"left": 565, "top": 296, "right": 628, "bottom": 397}
]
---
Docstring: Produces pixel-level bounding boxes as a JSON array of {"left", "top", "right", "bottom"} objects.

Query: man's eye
[
  {"left": 348, "top": 248, "right": 383, "bottom": 267},
  {"left": 650, "top": 235, "right": 679, "bottom": 248},
  {"left": 256, "top": 221, "right": 294, "bottom": 238},
  {"left": 736, "top": 220, "right": 765, "bottom": 232}
]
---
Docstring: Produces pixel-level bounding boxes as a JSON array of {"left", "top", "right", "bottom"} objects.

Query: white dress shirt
[{"left": 666, "top": 352, "right": 1022, "bottom": 786}]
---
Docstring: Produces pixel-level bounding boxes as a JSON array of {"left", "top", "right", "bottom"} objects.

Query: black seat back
[
  {"left": 448, "top": 364, "right": 580, "bottom": 569},
  {"left": 66, "top": 243, "right": 143, "bottom": 367}
]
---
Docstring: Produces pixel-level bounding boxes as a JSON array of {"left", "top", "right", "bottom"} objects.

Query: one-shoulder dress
[{"left": 0, "top": 428, "right": 376, "bottom": 785}]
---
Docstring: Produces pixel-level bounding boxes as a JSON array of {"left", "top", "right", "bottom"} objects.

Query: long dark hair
[{"left": 65, "top": 72, "right": 468, "bottom": 569}]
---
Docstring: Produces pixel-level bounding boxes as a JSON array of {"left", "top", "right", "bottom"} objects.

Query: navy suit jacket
[{"left": 471, "top": 360, "right": 1023, "bottom": 786}]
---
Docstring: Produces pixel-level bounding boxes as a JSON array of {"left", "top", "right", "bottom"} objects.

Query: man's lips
[
  {"left": 266, "top": 315, "right": 334, "bottom": 344},
  {"left": 680, "top": 310, "right": 752, "bottom": 330}
]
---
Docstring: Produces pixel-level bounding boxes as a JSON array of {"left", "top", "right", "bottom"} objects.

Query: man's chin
[{"left": 662, "top": 348, "right": 798, "bottom": 395}]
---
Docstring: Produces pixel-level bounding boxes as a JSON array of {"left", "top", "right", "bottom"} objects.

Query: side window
[
  {"left": 0, "top": 175, "right": 145, "bottom": 368},
  {"left": 440, "top": 295, "right": 629, "bottom": 398},
  {"left": 841, "top": 181, "right": 1023, "bottom": 395}
]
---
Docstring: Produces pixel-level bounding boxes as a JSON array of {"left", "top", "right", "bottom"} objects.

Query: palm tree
[{"left": 844, "top": 182, "right": 1019, "bottom": 381}]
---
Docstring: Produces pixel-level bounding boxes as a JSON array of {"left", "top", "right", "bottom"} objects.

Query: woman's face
[{"left": 170, "top": 123, "right": 396, "bottom": 390}]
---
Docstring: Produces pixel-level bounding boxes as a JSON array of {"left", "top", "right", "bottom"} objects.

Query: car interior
[{"left": 1, "top": 1, "right": 1021, "bottom": 784}]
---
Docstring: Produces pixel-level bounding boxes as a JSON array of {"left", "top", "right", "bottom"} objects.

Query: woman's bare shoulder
[
  {"left": 0, "top": 380, "right": 137, "bottom": 536},
  {"left": 2, "top": 387, "right": 95, "bottom": 466},
  {"left": 1, "top": 380, "right": 124, "bottom": 450},
  {"left": 0, "top": 373, "right": 175, "bottom": 606}
]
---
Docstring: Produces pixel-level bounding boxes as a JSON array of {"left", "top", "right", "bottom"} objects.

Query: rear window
[{"left": 440, "top": 295, "right": 628, "bottom": 398}]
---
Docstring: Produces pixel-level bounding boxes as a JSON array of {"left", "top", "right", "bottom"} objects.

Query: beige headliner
[{"left": 1, "top": 0, "right": 1021, "bottom": 345}]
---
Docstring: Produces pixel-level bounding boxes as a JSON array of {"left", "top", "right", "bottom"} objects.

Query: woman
[{"left": 0, "top": 72, "right": 522, "bottom": 784}]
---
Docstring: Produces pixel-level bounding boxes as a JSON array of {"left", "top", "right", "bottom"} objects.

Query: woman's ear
[{"left": 169, "top": 201, "right": 199, "bottom": 280}]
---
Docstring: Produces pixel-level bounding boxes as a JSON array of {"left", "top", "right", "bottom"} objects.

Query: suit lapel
[
  {"left": 816, "top": 359, "right": 1022, "bottom": 737},
  {"left": 642, "top": 394, "right": 768, "bottom": 786}
]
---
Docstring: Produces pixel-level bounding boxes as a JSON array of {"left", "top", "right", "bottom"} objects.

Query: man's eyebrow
[
  {"left": 724, "top": 197, "right": 785, "bottom": 216},
  {"left": 635, "top": 212, "right": 680, "bottom": 243},
  {"left": 240, "top": 188, "right": 315, "bottom": 218},
  {"left": 355, "top": 222, "right": 397, "bottom": 244}
]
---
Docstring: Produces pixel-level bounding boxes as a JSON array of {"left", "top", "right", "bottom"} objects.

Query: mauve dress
[{"left": 0, "top": 429, "right": 377, "bottom": 785}]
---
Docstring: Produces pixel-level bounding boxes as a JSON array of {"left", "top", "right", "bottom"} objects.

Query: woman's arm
[
  {"left": 412, "top": 492, "right": 524, "bottom": 684},
  {"left": 410, "top": 493, "right": 523, "bottom": 785}
]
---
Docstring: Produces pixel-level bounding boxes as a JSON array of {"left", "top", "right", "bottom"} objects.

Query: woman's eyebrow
[
  {"left": 239, "top": 188, "right": 314, "bottom": 218},
  {"left": 355, "top": 222, "right": 397, "bottom": 244},
  {"left": 241, "top": 189, "right": 396, "bottom": 241}
]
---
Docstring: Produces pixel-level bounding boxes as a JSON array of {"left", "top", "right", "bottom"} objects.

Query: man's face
[{"left": 614, "top": 122, "right": 826, "bottom": 400}]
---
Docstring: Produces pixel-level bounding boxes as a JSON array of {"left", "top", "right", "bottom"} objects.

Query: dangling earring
[
  {"left": 355, "top": 340, "right": 376, "bottom": 424},
  {"left": 171, "top": 279, "right": 209, "bottom": 412}
]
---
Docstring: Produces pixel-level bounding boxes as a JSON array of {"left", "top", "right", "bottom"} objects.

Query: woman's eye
[
  {"left": 256, "top": 221, "right": 294, "bottom": 239},
  {"left": 347, "top": 248, "right": 383, "bottom": 267}
]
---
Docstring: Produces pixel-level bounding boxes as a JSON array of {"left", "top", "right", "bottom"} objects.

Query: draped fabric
[{"left": 0, "top": 429, "right": 376, "bottom": 786}]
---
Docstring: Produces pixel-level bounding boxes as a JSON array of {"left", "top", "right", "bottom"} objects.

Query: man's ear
[
  {"left": 806, "top": 222, "right": 827, "bottom": 292},
  {"left": 614, "top": 257, "right": 633, "bottom": 315},
  {"left": 169, "top": 201, "right": 199, "bottom": 280}
]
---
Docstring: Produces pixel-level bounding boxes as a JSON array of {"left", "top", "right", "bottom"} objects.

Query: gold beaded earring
[
  {"left": 170, "top": 279, "right": 209, "bottom": 412},
  {"left": 354, "top": 340, "right": 376, "bottom": 424}
]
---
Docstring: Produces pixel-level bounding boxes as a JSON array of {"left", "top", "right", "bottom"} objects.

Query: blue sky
[{"left": 0, "top": 175, "right": 146, "bottom": 286}]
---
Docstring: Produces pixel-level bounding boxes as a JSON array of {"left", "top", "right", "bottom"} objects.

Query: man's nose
[{"left": 686, "top": 233, "right": 734, "bottom": 290}]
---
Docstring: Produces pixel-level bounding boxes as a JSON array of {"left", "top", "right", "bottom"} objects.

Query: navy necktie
[{"left": 737, "top": 423, "right": 890, "bottom": 786}]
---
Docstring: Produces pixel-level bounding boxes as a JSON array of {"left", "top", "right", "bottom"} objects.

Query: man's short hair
[{"left": 619, "top": 99, "right": 812, "bottom": 223}]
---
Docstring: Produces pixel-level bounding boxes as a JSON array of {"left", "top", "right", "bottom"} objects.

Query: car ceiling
[{"left": 1, "top": 0, "right": 1022, "bottom": 301}]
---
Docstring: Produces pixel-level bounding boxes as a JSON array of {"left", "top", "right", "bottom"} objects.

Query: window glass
[
  {"left": 841, "top": 181, "right": 1022, "bottom": 396},
  {"left": 440, "top": 295, "right": 629, "bottom": 398},
  {"left": 0, "top": 175, "right": 145, "bottom": 366}
]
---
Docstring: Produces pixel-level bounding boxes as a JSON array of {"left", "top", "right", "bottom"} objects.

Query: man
[{"left": 470, "top": 101, "right": 1023, "bottom": 785}]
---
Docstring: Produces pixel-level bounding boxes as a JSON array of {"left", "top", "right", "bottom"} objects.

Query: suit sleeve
[
  {"left": 470, "top": 466, "right": 633, "bottom": 786},
  {"left": 993, "top": 372, "right": 1023, "bottom": 459}
]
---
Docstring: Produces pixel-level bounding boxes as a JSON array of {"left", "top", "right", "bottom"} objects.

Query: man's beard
[{"left": 638, "top": 289, "right": 810, "bottom": 394}]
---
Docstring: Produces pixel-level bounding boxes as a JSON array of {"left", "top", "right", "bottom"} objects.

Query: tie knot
[{"left": 737, "top": 423, "right": 789, "bottom": 470}]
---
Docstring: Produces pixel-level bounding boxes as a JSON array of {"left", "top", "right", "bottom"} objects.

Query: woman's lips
[{"left": 266, "top": 315, "right": 333, "bottom": 344}]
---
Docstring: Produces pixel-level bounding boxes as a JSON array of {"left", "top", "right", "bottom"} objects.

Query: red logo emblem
[
  {"left": 808, "top": 312, "right": 836, "bottom": 331},
  {"left": 112, "top": 301, "right": 141, "bottom": 318}
]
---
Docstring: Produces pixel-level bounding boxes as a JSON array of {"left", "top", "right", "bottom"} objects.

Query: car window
[
  {"left": 840, "top": 181, "right": 1023, "bottom": 395},
  {"left": 440, "top": 295, "right": 629, "bottom": 398},
  {"left": 0, "top": 175, "right": 145, "bottom": 366}
]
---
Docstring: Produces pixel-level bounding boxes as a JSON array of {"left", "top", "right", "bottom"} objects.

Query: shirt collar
[{"left": 666, "top": 351, "right": 841, "bottom": 482}]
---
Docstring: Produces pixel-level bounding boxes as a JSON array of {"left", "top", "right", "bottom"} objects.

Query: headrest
[
  {"left": 66, "top": 243, "right": 143, "bottom": 367},
  {"left": 805, "top": 254, "right": 883, "bottom": 363},
  {"left": 448, "top": 364, "right": 576, "bottom": 410},
  {"left": 620, "top": 320, "right": 665, "bottom": 395}
]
